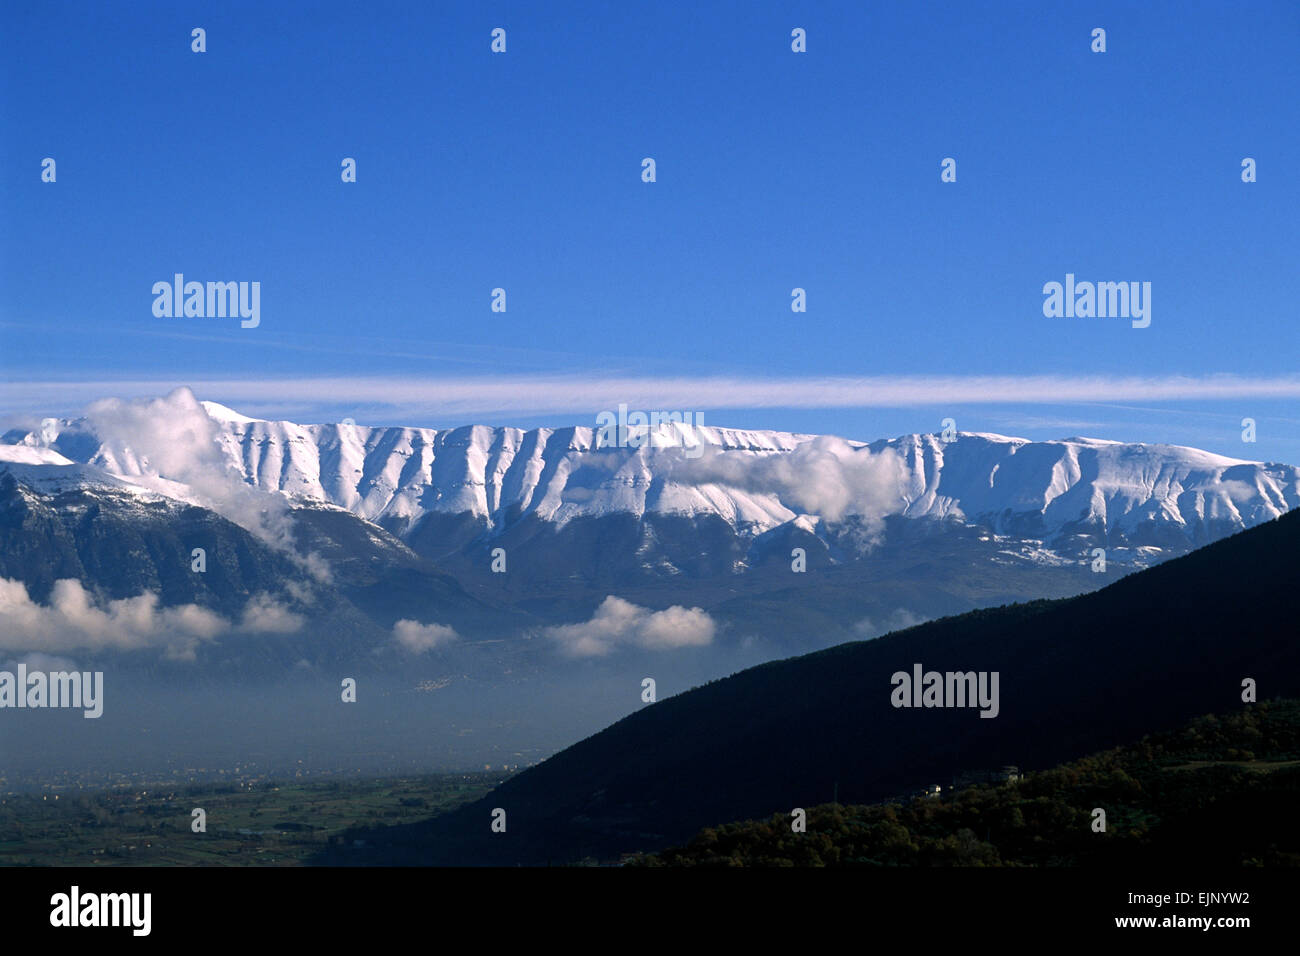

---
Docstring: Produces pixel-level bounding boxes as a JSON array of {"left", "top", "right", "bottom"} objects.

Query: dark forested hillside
[{"left": 635, "top": 700, "right": 1300, "bottom": 866}]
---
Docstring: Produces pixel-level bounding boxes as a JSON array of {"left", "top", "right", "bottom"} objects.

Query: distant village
[{"left": 915, "top": 765, "right": 1022, "bottom": 800}]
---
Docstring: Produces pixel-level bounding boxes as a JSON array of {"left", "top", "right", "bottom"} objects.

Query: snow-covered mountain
[
  {"left": 5, "top": 395, "right": 1299, "bottom": 684},
  {"left": 9, "top": 400, "right": 1299, "bottom": 568},
  {"left": 878, "top": 431, "right": 1298, "bottom": 549}
]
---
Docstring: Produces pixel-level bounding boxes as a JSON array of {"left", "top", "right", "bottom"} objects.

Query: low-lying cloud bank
[
  {"left": 392, "top": 619, "right": 459, "bottom": 652},
  {"left": 0, "top": 578, "right": 303, "bottom": 660},
  {"left": 544, "top": 596, "right": 716, "bottom": 657},
  {"left": 669, "top": 435, "right": 907, "bottom": 525},
  {"left": 853, "top": 609, "right": 930, "bottom": 639}
]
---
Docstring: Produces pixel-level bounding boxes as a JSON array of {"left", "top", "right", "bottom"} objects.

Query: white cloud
[
  {"left": 81, "top": 387, "right": 331, "bottom": 581},
  {"left": 671, "top": 435, "right": 907, "bottom": 525},
  {"left": 3, "top": 652, "right": 80, "bottom": 673},
  {"left": 853, "top": 609, "right": 929, "bottom": 639},
  {"left": 544, "top": 596, "right": 716, "bottom": 657},
  {"left": 0, "top": 578, "right": 304, "bottom": 661},
  {"left": 283, "top": 580, "right": 318, "bottom": 606},
  {"left": 85, "top": 387, "right": 291, "bottom": 541},
  {"left": 4, "top": 373, "right": 1300, "bottom": 420},
  {"left": 0, "top": 578, "right": 225, "bottom": 661},
  {"left": 392, "top": 619, "right": 459, "bottom": 653},
  {"left": 240, "top": 593, "right": 306, "bottom": 633},
  {"left": 985, "top": 414, "right": 1109, "bottom": 433}
]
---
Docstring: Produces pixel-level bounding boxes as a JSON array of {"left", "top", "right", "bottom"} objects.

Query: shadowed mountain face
[
  {"left": 324, "top": 509, "right": 1300, "bottom": 865},
  {"left": 0, "top": 468, "right": 514, "bottom": 673}
]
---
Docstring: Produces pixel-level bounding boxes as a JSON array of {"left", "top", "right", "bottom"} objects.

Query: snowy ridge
[
  {"left": 0, "top": 444, "right": 156, "bottom": 497},
  {"left": 186, "top": 403, "right": 815, "bottom": 531},
  {"left": 7, "top": 401, "right": 1299, "bottom": 553},
  {"left": 872, "top": 432, "right": 1297, "bottom": 543}
]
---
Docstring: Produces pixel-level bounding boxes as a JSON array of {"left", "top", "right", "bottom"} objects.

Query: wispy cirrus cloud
[{"left": 2, "top": 373, "right": 1299, "bottom": 422}]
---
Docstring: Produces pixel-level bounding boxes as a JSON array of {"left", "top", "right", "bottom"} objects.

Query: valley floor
[{"left": 0, "top": 772, "right": 504, "bottom": 867}]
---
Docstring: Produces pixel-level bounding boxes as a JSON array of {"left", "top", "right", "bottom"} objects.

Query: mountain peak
[{"left": 200, "top": 400, "right": 262, "bottom": 424}]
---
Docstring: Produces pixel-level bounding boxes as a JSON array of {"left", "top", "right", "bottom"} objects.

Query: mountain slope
[
  {"left": 0, "top": 449, "right": 512, "bottom": 671},
  {"left": 638, "top": 700, "right": 1300, "bottom": 867}
]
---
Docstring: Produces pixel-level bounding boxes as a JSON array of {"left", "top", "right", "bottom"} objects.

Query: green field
[{"left": 0, "top": 772, "right": 506, "bottom": 866}]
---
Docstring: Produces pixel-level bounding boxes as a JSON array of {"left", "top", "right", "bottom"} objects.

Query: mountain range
[
  {"left": 2, "top": 394, "right": 1297, "bottom": 670},
  {"left": 17, "top": 400, "right": 1297, "bottom": 568}
]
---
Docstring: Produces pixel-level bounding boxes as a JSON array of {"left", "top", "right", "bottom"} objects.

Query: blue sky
[{"left": 2, "top": 0, "right": 1297, "bottom": 461}]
